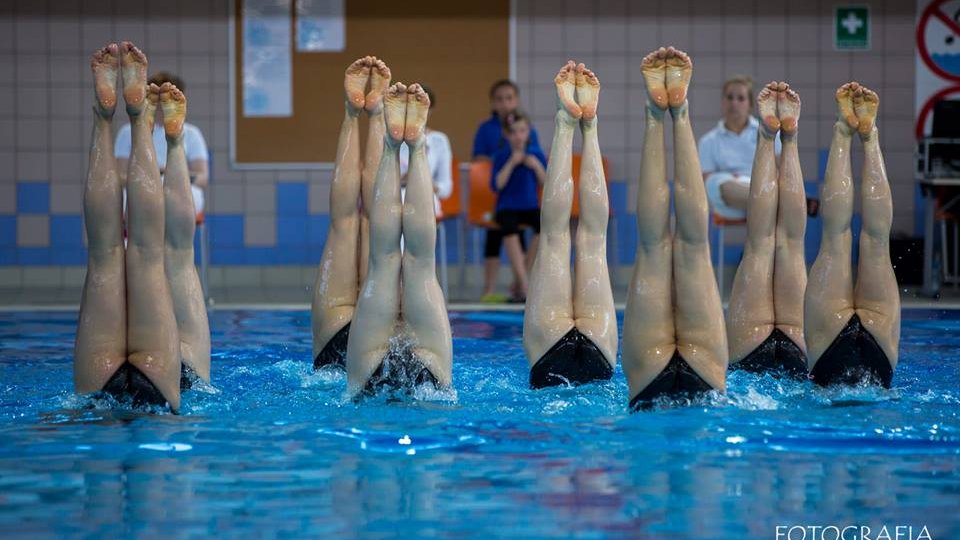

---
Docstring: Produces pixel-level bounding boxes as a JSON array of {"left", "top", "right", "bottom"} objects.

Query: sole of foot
[
  {"left": 641, "top": 47, "right": 669, "bottom": 111},
  {"left": 664, "top": 47, "right": 692, "bottom": 108},
  {"left": 365, "top": 57, "right": 391, "bottom": 113},
  {"left": 120, "top": 41, "right": 148, "bottom": 115},
  {"left": 404, "top": 83, "right": 430, "bottom": 143},
  {"left": 853, "top": 85, "right": 879, "bottom": 138},
  {"left": 345, "top": 56, "right": 372, "bottom": 111},
  {"left": 555, "top": 60, "right": 582, "bottom": 121},
  {"left": 384, "top": 82, "right": 407, "bottom": 144},
  {"left": 836, "top": 82, "right": 860, "bottom": 133},
  {"left": 91, "top": 43, "right": 119, "bottom": 117},
  {"left": 159, "top": 82, "right": 187, "bottom": 139},
  {"left": 575, "top": 63, "right": 600, "bottom": 121}
]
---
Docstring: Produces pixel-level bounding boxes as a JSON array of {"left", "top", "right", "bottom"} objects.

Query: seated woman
[
  {"left": 492, "top": 110, "right": 547, "bottom": 303},
  {"left": 74, "top": 42, "right": 184, "bottom": 412},
  {"left": 312, "top": 56, "right": 391, "bottom": 369},
  {"left": 622, "top": 47, "right": 728, "bottom": 411},
  {"left": 523, "top": 61, "right": 617, "bottom": 388},
  {"left": 804, "top": 83, "right": 900, "bottom": 388},
  {"left": 345, "top": 82, "right": 453, "bottom": 396},
  {"left": 726, "top": 82, "right": 807, "bottom": 378}
]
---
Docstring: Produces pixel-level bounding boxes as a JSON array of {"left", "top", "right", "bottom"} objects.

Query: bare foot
[
  {"left": 144, "top": 83, "right": 160, "bottom": 128},
  {"left": 757, "top": 82, "right": 780, "bottom": 134},
  {"left": 383, "top": 82, "right": 407, "bottom": 144},
  {"left": 853, "top": 85, "right": 879, "bottom": 139},
  {"left": 555, "top": 60, "right": 582, "bottom": 120},
  {"left": 120, "top": 41, "right": 148, "bottom": 114},
  {"left": 404, "top": 83, "right": 430, "bottom": 143},
  {"left": 836, "top": 82, "right": 859, "bottom": 132},
  {"left": 641, "top": 48, "right": 668, "bottom": 111},
  {"left": 344, "top": 56, "right": 372, "bottom": 111},
  {"left": 777, "top": 83, "right": 801, "bottom": 137},
  {"left": 664, "top": 47, "right": 692, "bottom": 108},
  {"left": 91, "top": 43, "right": 119, "bottom": 117},
  {"left": 159, "top": 82, "right": 186, "bottom": 139},
  {"left": 365, "top": 57, "right": 391, "bottom": 114},
  {"left": 575, "top": 63, "right": 600, "bottom": 122}
]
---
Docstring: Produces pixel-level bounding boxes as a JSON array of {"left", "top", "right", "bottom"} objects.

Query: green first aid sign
[{"left": 835, "top": 6, "right": 870, "bottom": 50}]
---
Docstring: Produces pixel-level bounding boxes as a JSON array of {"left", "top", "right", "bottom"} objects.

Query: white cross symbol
[{"left": 842, "top": 12, "right": 864, "bottom": 34}]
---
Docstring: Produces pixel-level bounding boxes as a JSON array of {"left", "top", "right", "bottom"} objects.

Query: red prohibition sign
[
  {"left": 917, "top": 0, "right": 960, "bottom": 82},
  {"left": 915, "top": 84, "right": 960, "bottom": 138}
]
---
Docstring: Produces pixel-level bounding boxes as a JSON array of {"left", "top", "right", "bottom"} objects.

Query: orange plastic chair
[
  {"left": 467, "top": 160, "right": 497, "bottom": 229},
  {"left": 570, "top": 154, "right": 612, "bottom": 218}
]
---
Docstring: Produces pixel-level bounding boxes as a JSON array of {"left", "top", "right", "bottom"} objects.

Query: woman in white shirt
[{"left": 397, "top": 85, "right": 453, "bottom": 216}]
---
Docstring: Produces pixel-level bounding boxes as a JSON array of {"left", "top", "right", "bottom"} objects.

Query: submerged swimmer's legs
[
  {"left": 161, "top": 82, "right": 210, "bottom": 385},
  {"left": 121, "top": 42, "right": 182, "bottom": 411},
  {"left": 524, "top": 61, "right": 616, "bottom": 388},
  {"left": 398, "top": 84, "right": 453, "bottom": 387},
  {"left": 75, "top": 43, "right": 127, "bottom": 395},
  {"left": 806, "top": 84, "right": 899, "bottom": 387},
  {"left": 623, "top": 47, "right": 727, "bottom": 410},
  {"left": 345, "top": 83, "right": 405, "bottom": 396},
  {"left": 727, "top": 82, "right": 806, "bottom": 377},
  {"left": 312, "top": 57, "right": 369, "bottom": 368}
]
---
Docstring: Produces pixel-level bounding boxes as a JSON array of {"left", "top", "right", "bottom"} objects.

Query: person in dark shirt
[
  {"left": 472, "top": 80, "right": 542, "bottom": 302},
  {"left": 491, "top": 110, "right": 547, "bottom": 302}
]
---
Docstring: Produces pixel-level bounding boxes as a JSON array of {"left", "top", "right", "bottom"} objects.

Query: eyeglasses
[{"left": 725, "top": 93, "right": 749, "bottom": 102}]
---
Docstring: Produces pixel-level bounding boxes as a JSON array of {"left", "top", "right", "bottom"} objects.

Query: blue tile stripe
[{"left": 4, "top": 164, "right": 843, "bottom": 267}]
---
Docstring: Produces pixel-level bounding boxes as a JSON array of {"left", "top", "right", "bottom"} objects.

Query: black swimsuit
[
  {"left": 360, "top": 347, "right": 440, "bottom": 397},
  {"left": 809, "top": 314, "right": 893, "bottom": 388},
  {"left": 103, "top": 363, "right": 168, "bottom": 408},
  {"left": 103, "top": 363, "right": 198, "bottom": 408},
  {"left": 529, "top": 327, "right": 614, "bottom": 389},
  {"left": 629, "top": 351, "right": 715, "bottom": 412},
  {"left": 732, "top": 328, "right": 807, "bottom": 379},
  {"left": 314, "top": 322, "right": 350, "bottom": 370}
]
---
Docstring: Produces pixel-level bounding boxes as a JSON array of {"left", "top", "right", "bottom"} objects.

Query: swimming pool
[{"left": 1, "top": 309, "right": 958, "bottom": 538}]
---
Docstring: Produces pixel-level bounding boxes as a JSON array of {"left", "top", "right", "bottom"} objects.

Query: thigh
[
  {"left": 673, "top": 241, "right": 728, "bottom": 390},
  {"left": 401, "top": 255, "right": 453, "bottom": 386},
  {"left": 75, "top": 250, "right": 127, "bottom": 393},
  {"left": 622, "top": 242, "right": 676, "bottom": 397}
]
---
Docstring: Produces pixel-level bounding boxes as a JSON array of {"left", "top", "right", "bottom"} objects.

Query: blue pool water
[{"left": 1, "top": 309, "right": 959, "bottom": 539}]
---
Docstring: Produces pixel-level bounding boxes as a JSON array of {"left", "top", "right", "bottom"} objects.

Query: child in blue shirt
[{"left": 491, "top": 110, "right": 547, "bottom": 302}]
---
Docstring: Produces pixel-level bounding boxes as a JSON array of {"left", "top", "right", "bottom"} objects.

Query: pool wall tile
[
  {"left": 0, "top": 0, "right": 922, "bottom": 299},
  {"left": 16, "top": 182, "right": 49, "bottom": 214}
]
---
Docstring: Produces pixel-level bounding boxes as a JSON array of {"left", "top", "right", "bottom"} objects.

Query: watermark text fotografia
[{"left": 775, "top": 525, "right": 932, "bottom": 540}]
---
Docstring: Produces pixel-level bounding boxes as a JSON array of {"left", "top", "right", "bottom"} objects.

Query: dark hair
[
  {"left": 500, "top": 109, "right": 530, "bottom": 132},
  {"left": 489, "top": 79, "right": 519, "bottom": 99},
  {"left": 149, "top": 71, "right": 185, "bottom": 92},
  {"left": 420, "top": 84, "right": 435, "bottom": 109}
]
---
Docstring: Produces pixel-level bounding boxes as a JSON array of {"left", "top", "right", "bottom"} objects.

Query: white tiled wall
[{"left": 0, "top": 0, "right": 918, "bottom": 290}]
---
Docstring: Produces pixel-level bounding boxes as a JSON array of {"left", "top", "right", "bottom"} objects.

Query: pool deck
[{"left": 3, "top": 285, "right": 960, "bottom": 311}]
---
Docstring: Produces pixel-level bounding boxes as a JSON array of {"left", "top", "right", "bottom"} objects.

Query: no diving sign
[{"left": 916, "top": 0, "right": 960, "bottom": 137}]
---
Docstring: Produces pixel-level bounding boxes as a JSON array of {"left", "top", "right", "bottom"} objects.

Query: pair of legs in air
[
  {"left": 311, "top": 56, "right": 391, "bottom": 369},
  {"left": 726, "top": 82, "right": 807, "bottom": 377},
  {"left": 74, "top": 42, "right": 209, "bottom": 413},
  {"left": 344, "top": 83, "right": 452, "bottom": 396},
  {"left": 523, "top": 61, "right": 617, "bottom": 388},
  {"left": 621, "top": 47, "right": 728, "bottom": 411},
  {"left": 804, "top": 83, "right": 900, "bottom": 387}
]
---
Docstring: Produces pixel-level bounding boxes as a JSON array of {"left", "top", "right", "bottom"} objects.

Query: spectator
[
  {"left": 115, "top": 71, "right": 209, "bottom": 217},
  {"left": 472, "top": 79, "right": 543, "bottom": 302}
]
